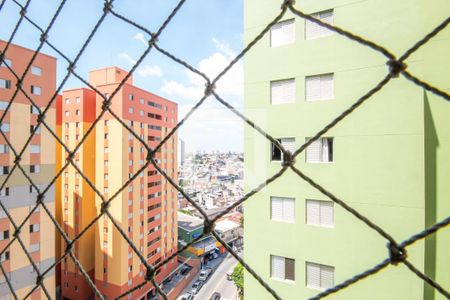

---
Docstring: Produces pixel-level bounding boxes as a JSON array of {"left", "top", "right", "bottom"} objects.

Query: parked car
[
  {"left": 210, "top": 292, "right": 221, "bottom": 300},
  {"left": 199, "top": 267, "right": 212, "bottom": 281},
  {"left": 180, "top": 266, "right": 191, "bottom": 276},
  {"left": 226, "top": 270, "right": 233, "bottom": 280},
  {"left": 178, "top": 293, "right": 194, "bottom": 300},
  {"left": 191, "top": 280, "right": 203, "bottom": 294}
]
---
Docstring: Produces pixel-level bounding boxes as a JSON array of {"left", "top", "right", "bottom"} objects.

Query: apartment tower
[
  {"left": 57, "top": 67, "right": 178, "bottom": 300},
  {"left": 0, "top": 41, "right": 57, "bottom": 298},
  {"left": 244, "top": 1, "right": 450, "bottom": 299}
]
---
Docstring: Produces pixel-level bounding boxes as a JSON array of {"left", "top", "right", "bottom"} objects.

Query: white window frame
[
  {"left": 31, "top": 66, "right": 42, "bottom": 76},
  {"left": 271, "top": 138, "right": 296, "bottom": 162},
  {"left": 271, "top": 255, "right": 295, "bottom": 281},
  {"left": 271, "top": 196, "right": 295, "bottom": 223},
  {"left": 31, "top": 85, "right": 41, "bottom": 96},
  {"left": 270, "top": 19, "right": 295, "bottom": 47},
  {"left": 1, "top": 58, "right": 11, "bottom": 68},
  {"left": 30, "top": 145, "right": 40, "bottom": 154},
  {"left": 305, "top": 10, "right": 334, "bottom": 40},
  {"left": 0, "top": 79, "right": 11, "bottom": 89},
  {"left": 270, "top": 79, "right": 296, "bottom": 104},
  {"left": 306, "top": 262, "right": 334, "bottom": 290},
  {"left": 306, "top": 200, "right": 334, "bottom": 227},
  {"left": 305, "top": 73, "right": 334, "bottom": 101},
  {"left": 305, "top": 137, "right": 333, "bottom": 163}
]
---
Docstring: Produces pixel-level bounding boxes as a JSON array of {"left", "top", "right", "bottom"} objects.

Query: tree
[{"left": 231, "top": 263, "right": 244, "bottom": 298}]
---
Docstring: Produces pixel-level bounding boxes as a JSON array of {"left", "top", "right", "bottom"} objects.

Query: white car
[
  {"left": 178, "top": 294, "right": 193, "bottom": 300},
  {"left": 199, "top": 267, "right": 212, "bottom": 281}
]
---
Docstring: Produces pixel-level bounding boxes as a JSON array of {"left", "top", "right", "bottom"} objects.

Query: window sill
[
  {"left": 271, "top": 277, "right": 296, "bottom": 284},
  {"left": 307, "top": 285, "right": 328, "bottom": 291},
  {"left": 306, "top": 224, "right": 334, "bottom": 229},
  {"left": 271, "top": 219, "right": 295, "bottom": 224}
]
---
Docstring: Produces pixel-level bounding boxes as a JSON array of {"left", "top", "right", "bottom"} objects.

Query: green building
[{"left": 243, "top": 1, "right": 450, "bottom": 299}]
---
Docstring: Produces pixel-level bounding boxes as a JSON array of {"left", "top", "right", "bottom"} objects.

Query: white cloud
[
  {"left": 177, "top": 101, "right": 243, "bottom": 153},
  {"left": 212, "top": 38, "right": 236, "bottom": 58},
  {"left": 119, "top": 52, "right": 137, "bottom": 65},
  {"left": 160, "top": 43, "right": 243, "bottom": 102},
  {"left": 133, "top": 32, "right": 147, "bottom": 45},
  {"left": 158, "top": 38, "right": 244, "bottom": 152},
  {"left": 119, "top": 52, "right": 163, "bottom": 78},
  {"left": 138, "top": 65, "right": 163, "bottom": 77}
]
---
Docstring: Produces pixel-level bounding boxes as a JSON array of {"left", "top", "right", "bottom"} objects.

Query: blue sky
[{"left": 0, "top": 0, "right": 244, "bottom": 153}]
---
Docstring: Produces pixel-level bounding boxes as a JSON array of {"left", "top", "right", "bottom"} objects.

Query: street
[{"left": 180, "top": 253, "right": 239, "bottom": 300}]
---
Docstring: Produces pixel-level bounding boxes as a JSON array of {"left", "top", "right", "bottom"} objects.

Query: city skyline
[{"left": 0, "top": 0, "right": 244, "bottom": 153}]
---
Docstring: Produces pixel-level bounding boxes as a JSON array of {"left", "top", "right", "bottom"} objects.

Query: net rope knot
[
  {"left": 65, "top": 241, "right": 74, "bottom": 253},
  {"left": 387, "top": 242, "right": 407, "bottom": 265},
  {"left": 19, "top": 7, "right": 27, "bottom": 17},
  {"left": 204, "top": 82, "right": 216, "bottom": 97},
  {"left": 282, "top": 151, "right": 295, "bottom": 167},
  {"left": 67, "top": 63, "right": 76, "bottom": 73},
  {"left": 145, "top": 266, "right": 155, "bottom": 281},
  {"left": 37, "top": 113, "right": 46, "bottom": 123},
  {"left": 36, "top": 193, "right": 45, "bottom": 205},
  {"left": 103, "top": 1, "right": 113, "bottom": 13},
  {"left": 35, "top": 274, "right": 43, "bottom": 286},
  {"left": 281, "top": 0, "right": 295, "bottom": 9},
  {"left": 148, "top": 36, "right": 159, "bottom": 47},
  {"left": 203, "top": 219, "right": 215, "bottom": 234},
  {"left": 101, "top": 99, "right": 111, "bottom": 111},
  {"left": 100, "top": 202, "right": 110, "bottom": 214},
  {"left": 15, "top": 78, "right": 23, "bottom": 88},
  {"left": 387, "top": 59, "right": 407, "bottom": 78},
  {"left": 146, "top": 149, "right": 155, "bottom": 162},
  {"left": 13, "top": 228, "right": 21, "bottom": 238},
  {"left": 13, "top": 156, "right": 21, "bottom": 164},
  {"left": 40, "top": 33, "right": 48, "bottom": 43}
]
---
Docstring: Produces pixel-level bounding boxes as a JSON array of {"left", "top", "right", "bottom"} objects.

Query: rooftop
[{"left": 178, "top": 212, "right": 204, "bottom": 231}]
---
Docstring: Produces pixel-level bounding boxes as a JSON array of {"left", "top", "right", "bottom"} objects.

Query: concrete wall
[{"left": 243, "top": 1, "right": 450, "bottom": 299}]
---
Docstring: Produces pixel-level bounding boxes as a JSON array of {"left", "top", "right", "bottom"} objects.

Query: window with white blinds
[
  {"left": 271, "top": 138, "right": 296, "bottom": 161},
  {"left": 271, "top": 255, "right": 295, "bottom": 281},
  {"left": 306, "top": 200, "right": 334, "bottom": 227},
  {"left": 271, "top": 79, "right": 296, "bottom": 104},
  {"left": 271, "top": 19, "right": 295, "bottom": 47},
  {"left": 271, "top": 197, "right": 295, "bottom": 222},
  {"left": 305, "top": 10, "right": 334, "bottom": 40},
  {"left": 306, "top": 137, "right": 333, "bottom": 163},
  {"left": 305, "top": 73, "right": 334, "bottom": 101},
  {"left": 306, "top": 262, "right": 334, "bottom": 290}
]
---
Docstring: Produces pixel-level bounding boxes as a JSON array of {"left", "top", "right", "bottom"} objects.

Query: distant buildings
[
  {"left": 178, "top": 138, "right": 185, "bottom": 167},
  {"left": 177, "top": 212, "right": 242, "bottom": 260},
  {"left": 57, "top": 67, "right": 178, "bottom": 300},
  {"left": 0, "top": 40, "right": 57, "bottom": 299},
  {"left": 244, "top": 2, "right": 450, "bottom": 300},
  {"left": 178, "top": 152, "right": 243, "bottom": 212}
]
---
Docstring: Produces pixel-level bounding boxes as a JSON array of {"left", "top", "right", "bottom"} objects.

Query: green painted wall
[{"left": 243, "top": 1, "right": 450, "bottom": 299}]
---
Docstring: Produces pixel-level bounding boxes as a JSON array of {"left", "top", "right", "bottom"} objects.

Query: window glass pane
[
  {"left": 320, "top": 201, "right": 334, "bottom": 226},
  {"left": 306, "top": 262, "right": 321, "bottom": 289},
  {"left": 306, "top": 138, "right": 321, "bottom": 162},
  {"left": 306, "top": 200, "right": 320, "bottom": 225},
  {"left": 271, "top": 19, "right": 295, "bottom": 47},
  {"left": 31, "top": 66, "right": 42, "bottom": 76},
  {"left": 271, "top": 255, "right": 285, "bottom": 279},
  {"left": 285, "top": 258, "right": 295, "bottom": 280},
  {"left": 271, "top": 197, "right": 283, "bottom": 220},
  {"left": 321, "top": 265, "right": 334, "bottom": 289}
]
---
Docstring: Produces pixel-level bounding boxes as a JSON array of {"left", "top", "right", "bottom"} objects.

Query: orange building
[
  {"left": 57, "top": 67, "right": 178, "bottom": 300},
  {"left": 0, "top": 40, "right": 57, "bottom": 298}
]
